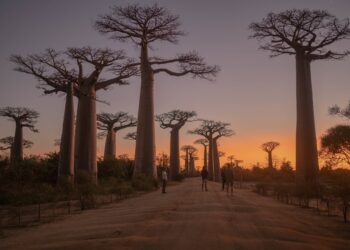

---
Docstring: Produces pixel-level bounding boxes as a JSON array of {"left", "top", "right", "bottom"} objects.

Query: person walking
[
  {"left": 161, "top": 168, "right": 168, "bottom": 194},
  {"left": 225, "top": 165, "right": 234, "bottom": 195},
  {"left": 221, "top": 166, "right": 226, "bottom": 191},
  {"left": 201, "top": 167, "right": 209, "bottom": 191}
]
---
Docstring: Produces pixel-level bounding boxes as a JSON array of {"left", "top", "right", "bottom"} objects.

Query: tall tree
[
  {"left": 194, "top": 139, "right": 209, "bottom": 170},
  {"left": 156, "top": 110, "right": 196, "bottom": 180},
  {"left": 181, "top": 145, "right": 196, "bottom": 176},
  {"left": 11, "top": 48, "right": 137, "bottom": 182},
  {"left": 189, "top": 120, "right": 231, "bottom": 181},
  {"left": 212, "top": 125, "right": 233, "bottom": 181},
  {"left": 97, "top": 112, "right": 137, "bottom": 160},
  {"left": 96, "top": 4, "right": 219, "bottom": 179},
  {"left": 261, "top": 141, "right": 280, "bottom": 169},
  {"left": 188, "top": 149, "right": 198, "bottom": 177},
  {"left": 0, "top": 107, "right": 39, "bottom": 166},
  {"left": 249, "top": 9, "right": 350, "bottom": 186}
]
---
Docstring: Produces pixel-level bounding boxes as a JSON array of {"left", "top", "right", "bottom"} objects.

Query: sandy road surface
[{"left": 1, "top": 178, "right": 350, "bottom": 250}]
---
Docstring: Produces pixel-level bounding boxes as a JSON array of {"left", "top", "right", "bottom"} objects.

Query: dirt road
[{"left": 1, "top": 178, "right": 350, "bottom": 250}]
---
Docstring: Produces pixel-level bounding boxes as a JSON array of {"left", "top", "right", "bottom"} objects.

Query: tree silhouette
[
  {"left": 181, "top": 145, "right": 196, "bottom": 176},
  {"left": 156, "top": 110, "right": 196, "bottom": 180},
  {"left": 249, "top": 9, "right": 350, "bottom": 186},
  {"left": 212, "top": 125, "right": 234, "bottom": 181},
  {"left": 227, "top": 155, "right": 235, "bottom": 166},
  {"left": 194, "top": 139, "right": 209, "bottom": 170},
  {"left": 97, "top": 112, "right": 137, "bottom": 160},
  {"left": 320, "top": 125, "right": 350, "bottom": 166},
  {"left": 261, "top": 141, "right": 280, "bottom": 169},
  {"left": 11, "top": 47, "right": 137, "bottom": 182},
  {"left": 329, "top": 101, "right": 350, "bottom": 120},
  {"left": 0, "top": 136, "right": 33, "bottom": 151},
  {"left": 0, "top": 107, "right": 39, "bottom": 166},
  {"left": 124, "top": 132, "right": 137, "bottom": 141},
  {"left": 96, "top": 4, "right": 219, "bottom": 179},
  {"left": 189, "top": 120, "right": 232, "bottom": 181}
]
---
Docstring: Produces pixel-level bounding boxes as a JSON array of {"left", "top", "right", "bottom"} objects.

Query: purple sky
[{"left": 0, "top": 0, "right": 349, "bottom": 168}]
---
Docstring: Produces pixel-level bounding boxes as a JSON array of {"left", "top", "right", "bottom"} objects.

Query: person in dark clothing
[
  {"left": 161, "top": 168, "right": 168, "bottom": 194},
  {"left": 221, "top": 166, "right": 226, "bottom": 191},
  {"left": 201, "top": 167, "right": 209, "bottom": 191},
  {"left": 225, "top": 165, "right": 234, "bottom": 195}
]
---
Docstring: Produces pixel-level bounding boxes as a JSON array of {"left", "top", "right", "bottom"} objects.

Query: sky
[{"left": 0, "top": 0, "right": 349, "bottom": 169}]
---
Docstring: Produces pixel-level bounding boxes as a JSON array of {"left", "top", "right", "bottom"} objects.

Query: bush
[{"left": 132, "top": 175, "right": 158, "bottom": 191}]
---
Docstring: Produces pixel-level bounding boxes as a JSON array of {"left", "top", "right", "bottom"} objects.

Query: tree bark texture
[
  {"left": 133, "top": 45, "right": 157, "bottom": 179},
  {"left": 169, "top": 128, "right": 180, "bottom": 180},
  {"left": 58, "top": 82, "right": 75, "bottom": 181},
  {"left": 295, "top": 52, "right": 319, "bottom": 186},
  {"left": 75, "top": 85, "right": 97, "bottom": 183}
]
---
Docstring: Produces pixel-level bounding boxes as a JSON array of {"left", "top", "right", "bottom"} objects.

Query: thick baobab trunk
[
  {"left": 189, "top": 155, "right": 195, "bottom": 176},
  {"left": 10, "top": 121, "right": 23, "bottom": 166},
  {"left": 185, "top": 150, "right": 189, "bottom": 175},
  {"left": 267, "top": 151, "right": 273, "bottom": 169},
  {"left": 133, "top": 45, "right": 157, "bottom": 179},
  {"left": 208, "top": 136, "right": 214, "bottom": 181},
  {"left": 203, "top": 145, "right": 208, "bottom": 170},
  {"left": 213, "top": 139, "right": 221, "bottom": 182},
  {"left": 169, "top": 128, "right": 180, "bottom": 180},
  {"left": 104, "top": 128, "right": 116, "bottom": 161},
  {"left": 75, "top": 85, "right": 97, "bottom": 183},
  {"left": 295, "top": 52, "right": 319, "bottom": 186},
  {"left": 58, "top": 83, "right": 75, "bottom": 181}
]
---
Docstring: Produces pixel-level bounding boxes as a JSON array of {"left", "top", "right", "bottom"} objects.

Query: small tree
[
  {"left": 156, "top": 110, "right": 196, "bottom": 180},
  {"left": 261, "top": 141, "right": 280, "bottom": 169},
  {"left": 96, "top": 4, "right": 219, "bottom": 179},
  {"left": 124, "top": 132, "right": 137, "bottom": 141},
  {"left": 0, "top": 107, "right": 39, "bottom": 166},
  {"left": 320, "top": 125, "right": 350, "bottom": 167},
  {"left": 97, "top": 112, "right": 137, "bottom": 160},
  {"left": 0, "top": 136, "right": 33, "bottom": 151},
  {"left": 181, "top": 145, "right": 196, "bottom": 176},
  {"left": 249, "top": 9, "right": 350, "bottom": 186}
]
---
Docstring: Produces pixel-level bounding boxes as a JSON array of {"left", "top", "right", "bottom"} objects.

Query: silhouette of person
[
  {"left": 161, "top": 168, "right": 168, "bottom": 194},
  {"left": 201, "top": 167, "right": 209, "bottom": 191},
  {"left": 221, "top": 166, "right": 226, "bottom": 191},
  {"left": 225, "top": 165, "right": 234, "bottom": 195}
]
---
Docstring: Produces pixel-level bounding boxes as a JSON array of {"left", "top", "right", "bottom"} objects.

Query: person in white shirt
[{"left": 161, "top": 168, "right": 168, "bottom": 194}]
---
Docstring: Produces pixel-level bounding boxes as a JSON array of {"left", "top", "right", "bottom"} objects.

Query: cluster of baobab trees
[
  {"left": 5, "top": 4, "right": 218, "bottom": 184},
  {"left": 2, "top": 5, "right": 349, "bottom": 190}
]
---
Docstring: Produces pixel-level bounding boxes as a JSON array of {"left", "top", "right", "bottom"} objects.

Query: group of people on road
[
  {"left": 200, "top": 165, "right": 234, "bottom": 195},
  {"left": 161, "top": 165, "right": 235, "bottom": 194}
]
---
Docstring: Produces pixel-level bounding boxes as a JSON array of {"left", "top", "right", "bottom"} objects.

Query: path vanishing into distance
[{"left": 1, "top": 178, "right": 350, "bottom": 250}]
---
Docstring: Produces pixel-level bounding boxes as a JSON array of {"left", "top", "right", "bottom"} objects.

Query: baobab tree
[
  {"left": 11, "top": 48, "right": 137, "bottom": 182},
  {"left": 261, "top": 141, "right": 280, "bottom": 169},
  {"left": 194, "top": 138, "right": 209, "bottom": 170},
  {"left": 249, "top": 9, "right": 350, "bottom": 186},
  {"left": 189, "top": 120, "right": 232, "bottom": 181},
  {"left": 97, "top": 112, "right": 137, "bottom": 160},
  {"left": 0, "top": 107, "right": 39, "bottom": 166},
  {"left": 156, "top": 110, "right": 196, "bottom": 180},
  {"left": 227, "top": 155, "right": 235, "bottom": 166},
  {"left": 181, "top": 145, "right": 196, "bottom": 176},
  {"left": 212, "top": 126, "right": 233, "bottom": 182},
  {"left": 96, "top": 4, "right": 219, "bottom": 179}
]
